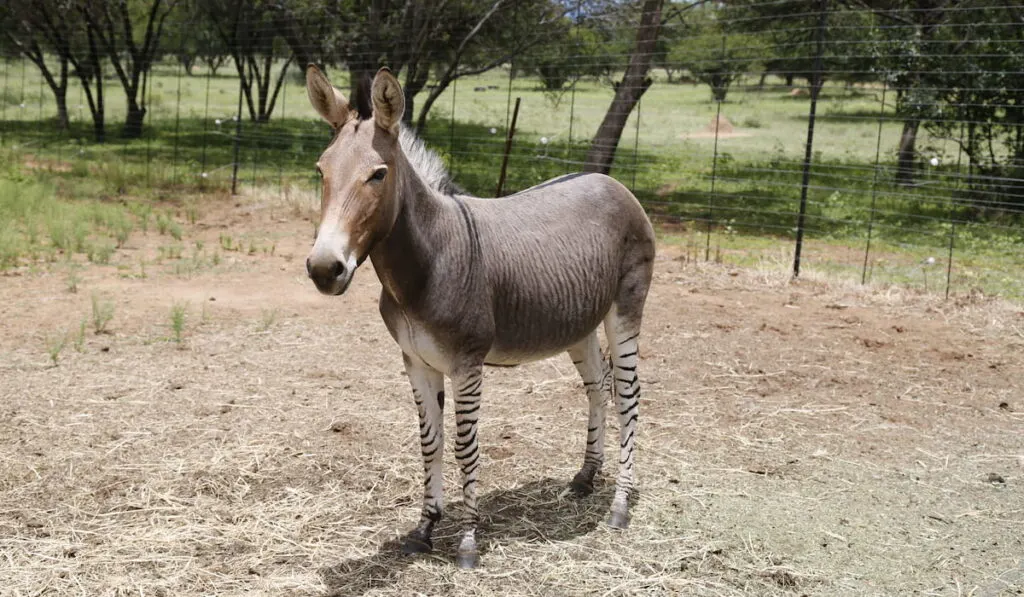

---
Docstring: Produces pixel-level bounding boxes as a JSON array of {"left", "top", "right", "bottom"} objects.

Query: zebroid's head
[{"left": 304, "top": 65, "right": 405, "bottom": 295}]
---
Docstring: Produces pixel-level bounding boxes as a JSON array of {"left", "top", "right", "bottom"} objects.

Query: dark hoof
[
  {"left": 400, "top": 532, "right": 433, "bottom": 555},
  {"left": 569, "top": 474, "right": 595, "bottom": 497},
  {"left": 607, "top": 510, "right": 631, "bottom": 530},
  {"left": 456, "top": 550, "right": 480, "bottom": 569}
]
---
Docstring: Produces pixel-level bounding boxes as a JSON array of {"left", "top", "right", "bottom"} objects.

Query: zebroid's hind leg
[
  {"left": 605, "top": 311, "right": 642, "bottom": 529},
  {"left": 400, "top": 354, "right": 446, "bottom": 555},
  {"left": 567, "top": 331, "right": 611, "bottom": 496}
]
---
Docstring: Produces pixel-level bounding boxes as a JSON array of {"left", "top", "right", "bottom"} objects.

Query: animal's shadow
[{"left": 319, "top": 477, "right": 613, "bottom": 594}]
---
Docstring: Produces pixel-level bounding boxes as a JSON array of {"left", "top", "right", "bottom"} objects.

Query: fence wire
[{"left": 1, "top": 0, "right": 1021, "bottom": 299}]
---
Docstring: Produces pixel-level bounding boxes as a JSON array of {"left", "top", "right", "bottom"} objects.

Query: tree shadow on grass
[{"left": 319, "top": 477, "right": 614, "bottom": 595}]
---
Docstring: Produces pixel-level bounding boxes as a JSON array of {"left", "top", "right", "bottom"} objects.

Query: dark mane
[{"left": 351, "top": 73, "right": 373, "bottom": 120}]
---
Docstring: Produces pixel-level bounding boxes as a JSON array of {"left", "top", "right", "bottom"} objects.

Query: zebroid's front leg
[
  {"left": 400, "top": 354, "right": 446, "bottom": 555},
  {"left": 452, "top": 366, "right": 484, "bottom": 568}
]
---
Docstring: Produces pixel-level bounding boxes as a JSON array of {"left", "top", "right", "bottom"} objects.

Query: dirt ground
[{"left": 1, "top": 190, "right": 1022, "bottom": 596}]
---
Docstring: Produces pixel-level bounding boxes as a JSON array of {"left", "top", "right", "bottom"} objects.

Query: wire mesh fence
[{"left": 1, "top": 0, "right": 1021, "bottom": 299}]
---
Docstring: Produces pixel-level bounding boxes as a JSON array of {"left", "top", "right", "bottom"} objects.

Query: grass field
[{"left": 1, "top": 57, "right": 1022, "bottom": 299}]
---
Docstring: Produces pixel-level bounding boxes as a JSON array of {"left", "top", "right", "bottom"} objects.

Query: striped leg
[
  {"left": 606, "top": 314, "right": 641, "bottom": 529},
  {"left": 568, "top": 331, "right": 611, "bottom": 496},
  {"left": 452, "top": 366, "right": 483, "bottom": 569},
  {"left": 400, "top": 354, "right": 446, "bottom": 555}
]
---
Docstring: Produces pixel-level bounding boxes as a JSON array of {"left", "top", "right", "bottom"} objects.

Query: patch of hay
[{"left": 705, "top": 116, "right": 734, "bottom": 135}]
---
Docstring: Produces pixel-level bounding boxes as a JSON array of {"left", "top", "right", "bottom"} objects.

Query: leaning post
[
  {"left": 793, "top": 0, "right": 828, "bottom": 278},
  {"left": 495, "top": 97, "right": 522, "bottom": 198}
]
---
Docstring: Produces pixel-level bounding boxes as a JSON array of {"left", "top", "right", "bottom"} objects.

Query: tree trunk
[
  {"left": 92, "top": 108, "right": 105, "bottom": 143},
  {"left": 402, "top": 65, "right": 430, "bottom": 125},
  {"left": 179, "top": 53, "right": 196, "bottom": 75},
  {"left": 348, "top": 65, "right": 376, "bottom": 111},
  {"left": 896, "top": 118, "right": 920, "bottom": 185},
  {"left": 257, "top": 55, "right": 293, "bottom": 123},
  {"left": 54, "top": 90, "right": 70, "bottom": 130},
  {"left": 87, "top": 72, "right": 106, "bottom": 143},
  {"left": 256, "top": 54, "right": 271, "bottom": 121},
  {"left": 123, "top": 102, "right": 146, "bottom": 139},
  {"left": 204, "top": 56, "right": 224, "bottom": 76},
  {"left": 235, "top": 56, "right": 257, "bottom": 122},
  {"left": 415, "top": 86, "right": 446, "bottom": 135},
  {"left": 83, "top": 27, "right": 106, "bottom": 143},
  {"left": 414, "top": 66, "right": 469, "bottom": 135},
  {"left": 583, "top": 0, "right": 664, "bottom": 174},
  {"left": 347, "top": 8, "right": 379, "bottom": 103},
  {"left": 710, "top": 73, "right": 731, "bottom": 102},
  {"left": 403, "top": 88, "right": 416, "bottom": 127},
  {"left": 19, "top": 45, "right": 71, "bottom": 131},
  {"left": 82, "top": 0, "right": 171, "bottom": 142},
  {"left": 41, "top": 66, "right": 70, "bottom": 130},
  {"left": 273, "top": 9, "right": 314, "bottom": 70}
]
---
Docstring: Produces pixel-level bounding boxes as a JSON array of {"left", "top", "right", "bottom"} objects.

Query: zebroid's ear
[
  {"left": 371, "top": 67, "right": 404, "bottom": 135},
  {"left": 306, "top": 64, "right": 350, "bottom": 129}
]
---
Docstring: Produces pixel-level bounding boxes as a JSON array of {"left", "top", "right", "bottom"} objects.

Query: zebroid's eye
[{"left": 370, "top": 167, "right": 387, "bottom": 182}]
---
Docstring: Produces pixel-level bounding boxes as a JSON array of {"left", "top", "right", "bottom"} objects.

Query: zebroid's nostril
[
  {"left": 305, "top": 257, "right": 313, "bottom": 277},
  {"left": 331, "top": 260, "right": 346, "bottom": 279}
]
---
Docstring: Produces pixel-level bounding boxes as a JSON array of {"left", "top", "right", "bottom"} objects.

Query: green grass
[
  {"left": 169, "top": 303, "right": 187, "bottom": 344},
  {"left": 45, "top": 331, "right": 67, "bottom": 366},
  {"left": 90, "top": 293, "right": 114, "bottom": 335},
  {"left": 1, "top": 57, "right": 1021, "bottom": 299},
  {"left": 0, "top": 174, "right": 146, "bottom": 269},
  {"left": 65, "top": 265, "right": 81, "bottom": 293},
  {"left": 73, "top": 319, "right": 87, "bottom": 352}
]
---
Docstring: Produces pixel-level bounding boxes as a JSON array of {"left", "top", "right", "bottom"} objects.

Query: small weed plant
[
  {"left": 169, "top": 303, "right": 187, "bottom": 344},
  {"left": 91, "top": 293, "right": 114, "bottom": 334}
]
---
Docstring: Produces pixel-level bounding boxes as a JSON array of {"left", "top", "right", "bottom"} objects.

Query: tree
[
  {"left": 668, "top": 6, "right": 766, "bottom": 102},
  {"left": 408, "top": 0, "right": 571, "bottom": 133},
  {"left": 163, "top": 2, "right": 229, "bottom": 76},
  {"left": 915, "top": 3, "right": 1024, "bottom": 209},
  {"left": 80, "top": 0, "right": 179, "bottom": 139},
  {"left": 204, "top": 0, "right": 293, "bottom": 123},
  {"left": 1, "top": 0, "right": 108, "bottom": 141},
  {"left": 843, "top": 0, "right": 963, "bottom": 185},
  {"left": 266, "top": 0, "right": 335, "bottom": 72},
  {"left": 652, "top": 18, "right": 684, "bottom": 83},
  {"left": 519, "top": 17, "right": 606, "bottom": 91},
  {"left": 274, "top": 0, "right": 572, "bottom": 133},
  {"left": 584, "top": 0, "right": 665, "bottom": 174},
  {"left": 2, "top": 1, "right": 73, "bottom": 129}
]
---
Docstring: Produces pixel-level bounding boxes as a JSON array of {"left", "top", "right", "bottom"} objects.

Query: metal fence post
[
  {"left": 145, "top": 61, "right": 154, "bottom": 187},
  {"left": 567, "top": 0, "right": 582, "bottom": 175},
  {"left": 631, "top": 97, "right": 642, "bottom": 192},
  {"left": 0, "top": 45, "right": 8, "bottom": 148},
  {"left": 199, "top": 60, "right": 212, "bottom": 190},
  {"left": 231, "top": 74, "right": 244, "bottom": 195},
  {"left": 862, "top": 78, "right": 888, "bottom": 284},
  {"left": 448, "top": 76, "right": 458, "bottom": 176},
  {"left": 704, "top": 35, "right": 727, "bottom": 262},
  {"left": 278, "top": 62, "right": 287, "bottom": 198},
  {"left": 172, "top": 18, "right": 185, "bottom": 186},
  {"left": 946, "top": 121, "right": 966, "bottom": 299},
  {"left": 793, "top": 0, "right": 828, "bottom": 278}
]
